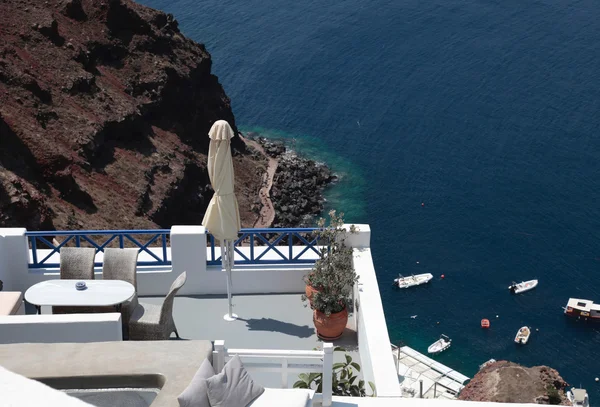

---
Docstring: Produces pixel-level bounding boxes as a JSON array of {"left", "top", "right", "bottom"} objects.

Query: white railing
[{"left": 213, "top": 340, "right": 334, "bottom": 407}]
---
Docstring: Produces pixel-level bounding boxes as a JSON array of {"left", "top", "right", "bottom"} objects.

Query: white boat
[
  {"left": 479, "top": 358, "right": 497, "bottom": 371},
  {"left": 394, "top": 273, "right": 433, "bottom": 288},
  {"left": 508, "top": 279, "right": 538, "bottom": 294},
  {"left": 514, "top": 326, "right": 531, "bottom": 344},
  {"left": 428, "top": 334, "right": 451, "bottom": 354},
  {"left": 564, "top": 298, "right": 600, "bottom": 320},
  {"left": 567, "top": 388, "right": 590, "bottom": 407}
]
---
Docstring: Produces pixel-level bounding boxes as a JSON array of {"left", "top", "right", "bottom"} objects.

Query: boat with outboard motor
[
  {"left": 508, "top": 279, "right": 538, "bottom": 294},
  {"left": 393, "top": 273, "right": 433, "bottom": 288},
  {"left": 428, "top": 334, "right": 451, "bottom": 354}
]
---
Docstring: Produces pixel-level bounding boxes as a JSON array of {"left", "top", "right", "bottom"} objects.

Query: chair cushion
[
  {"left": 206, "top": 355, "right": 265, "bottom": 407},
  {"left": 248, "top": 388, "right": 313, "bottom": 407},
  {"left": 0, "top": 292, "right": 23, "bottom": 315},
  {"left": 129, "top": 302, "right": 161, "bottom": 325},
  {"left": 177, "top": 358, "right": 215, "bottom": 407}
]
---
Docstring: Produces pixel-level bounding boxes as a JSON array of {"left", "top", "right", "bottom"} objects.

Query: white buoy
[
  {"left": 496, "top": 315, "right": 499, "bottom": 318},
  {"left": 595, "top": 377, "right": 599, "bottom": 382}
]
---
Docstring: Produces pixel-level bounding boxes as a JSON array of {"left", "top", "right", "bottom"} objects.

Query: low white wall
[
  {"left": 328, "top": 396, "right": 539, "bottom": 406},
  {"left": 354, "top": 248, "right": 402, "bottom": 398},
  {"left": 0, "top": 313, "right": 123, "bottom": 344}
]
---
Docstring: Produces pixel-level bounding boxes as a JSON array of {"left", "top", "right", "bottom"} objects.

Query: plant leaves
[
  {"left": 340, "top": 369, "right": 347, "bottom": 380},
  {"left": 332, "top": 362, "right": 345, "bottom": 370},
  {"left": 334, "top": 346, "right": 346, "bottom": 352},
  {"left": 349, "top": 375, "right": 357, "bottom": 385},
  {"left": 293, "top": 380, "right": 308, "bottom": 389},
  {"left": 345, "top": 354, "right": 352, "bottom": 365},
  {"left": 308, "top": 372, "right": 321, "bottom": 383},
  {"left": 351, "top": 362, "right": 361, "bottom": 372},
  {"left": 369, "top": 381, "right": 377, "bottom": 397},
  {"left": 298, "top": 373, "right": 309, "bottom": 383}
]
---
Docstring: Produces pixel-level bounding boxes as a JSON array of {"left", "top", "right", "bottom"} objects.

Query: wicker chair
[
  {"left": 53, "top": 247, "right": 96, "bottom": 314},
  {"left": 129, "top": 271, "right": 187, "bottom": 340},
  {"left": 100, "top": 248, "right": 139, "bottom": 332}
]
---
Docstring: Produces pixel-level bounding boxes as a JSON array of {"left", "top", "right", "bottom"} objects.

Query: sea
[{"left": 141, "top": 0, "right": 600, "bottom": 398}]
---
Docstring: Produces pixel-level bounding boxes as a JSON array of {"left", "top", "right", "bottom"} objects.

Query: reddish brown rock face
[
  {"left": 0, "top": 0, "right": 259, "bottom": 230},
  {"left": 458, "top": 360, "right": 570, "bottom": 405}
]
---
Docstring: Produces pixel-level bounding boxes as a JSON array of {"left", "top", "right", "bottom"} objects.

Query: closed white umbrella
[{"left": 202, "top": 120, "right": 241, "bottom": 321}]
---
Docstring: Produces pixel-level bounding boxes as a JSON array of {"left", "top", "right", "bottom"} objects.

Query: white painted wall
[
  {"left": 353, "top": 248, "right": 402, "bottom": 398},
  {"left": 0, "top": 313, "right": 122, "bottom": 344},
  {"left": 0, "top": 228, "right": 29, "bottom": 292}
]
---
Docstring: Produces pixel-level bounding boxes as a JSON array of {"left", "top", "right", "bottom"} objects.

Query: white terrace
[{"left": 0, "top": 226, "right": 537, "bottom": 406}]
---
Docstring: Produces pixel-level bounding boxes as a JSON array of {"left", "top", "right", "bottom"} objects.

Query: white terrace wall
[
  {"left": 0, "top": 226, "right": 311, "bottom": 296},
  {"left": 0, "top": 313, "right": 122, "bottom": 344},
  {"left": 344, "top": 224, "right": 402, "bottom": 398}
]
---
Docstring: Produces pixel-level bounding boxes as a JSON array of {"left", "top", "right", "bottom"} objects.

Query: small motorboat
[
  {"left": 514, "top": 326, "right": 531, "bottom": 344},
  {"left": 508, "top": 279, "right": 538, "bottom": 294},
  {"left": 481, "top": 319, "right": 490, "bottom": 328},
  {"left": 479, "top": 358, "right": 497, "bottom": 370},
  {"left": 428, "top": 334, "right": 451, "bottom": 354},
  {"left": 393, "top": 273, "right": 433, "bottom": 288},
  {"left": 567, "top": 387, "right": 590, "bottom": 407}
]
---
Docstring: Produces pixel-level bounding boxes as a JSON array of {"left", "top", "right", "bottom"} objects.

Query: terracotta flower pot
[
  {"left": 305, "top": 284, "right": 321, "bottom": 304},
  {"left": 313, "top": 307, "right": 348, "bottom": 340}
]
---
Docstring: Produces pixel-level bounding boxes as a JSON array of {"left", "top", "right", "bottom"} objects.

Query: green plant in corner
[
  {"left": 302, "top": 210, "right": 358, "bottom": 316},
  {"left": 293, "top": 347, "right": 376, "bottom": 397}
]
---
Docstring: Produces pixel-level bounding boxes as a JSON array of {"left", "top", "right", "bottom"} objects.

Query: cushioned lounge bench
[{"left": 0, "top": 340, "right": 213, "bottom": 407}]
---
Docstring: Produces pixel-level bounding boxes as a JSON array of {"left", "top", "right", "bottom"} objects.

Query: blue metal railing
[
  {"left": 26, "top": 230, "right": 171, "bottom": 269},
  {"left": 26, "top": 228, "right": 323, "bottom": 269},
  {"left": 206, "top": 228, "right": 322, "bottom": 265}
]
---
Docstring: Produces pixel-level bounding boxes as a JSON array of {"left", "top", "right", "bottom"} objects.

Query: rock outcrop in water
[
  {"left": 459, "top": 360, "right": 570, "bottom": 405},
  {"left": 0, "top": 0, "right": 262, "bottom": 230},
  {"left": 249, "top": 137, "right": 336, "bottom": 228}
]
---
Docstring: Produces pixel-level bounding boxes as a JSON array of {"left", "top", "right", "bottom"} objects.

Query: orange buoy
[{"left": 481, "top": 319, "right": 490, "bottom": 328}]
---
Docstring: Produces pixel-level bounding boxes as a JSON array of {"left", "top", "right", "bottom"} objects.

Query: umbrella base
[{"left": 223, "top": 313, "right": 239, "bottom": 321}]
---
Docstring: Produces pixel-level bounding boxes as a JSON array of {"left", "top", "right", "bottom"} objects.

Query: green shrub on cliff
[{"left": 546, "top": 384, "right": 561, "bottom": 405}]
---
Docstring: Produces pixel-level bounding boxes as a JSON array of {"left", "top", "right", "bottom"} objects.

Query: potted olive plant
[{"left": 303, "top": 211, "right": 357, "bottom": 340}]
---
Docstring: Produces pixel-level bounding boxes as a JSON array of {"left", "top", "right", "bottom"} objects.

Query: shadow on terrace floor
[{"left": 142, "top": 293, "right": 359, "bottom": 353}]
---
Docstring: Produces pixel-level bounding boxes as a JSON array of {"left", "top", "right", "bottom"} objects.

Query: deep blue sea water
[{"left": 142, "top": 0, "right": 600, "bottom": 398}]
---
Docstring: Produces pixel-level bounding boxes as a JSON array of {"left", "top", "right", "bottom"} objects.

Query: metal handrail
[{"left": 26, "top": 230, "right": 171, "bottom": 268}]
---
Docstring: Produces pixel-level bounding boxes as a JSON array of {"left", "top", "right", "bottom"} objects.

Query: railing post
[
  {"left": 281, "top": 358, "right": 288, "bottom": 388},
  {"left": 213, "top": 340, "right": 225, "bottom": 373},
  {"left": 322, "top": 343, "right": 333, "bottom": 407},
  {"left": 0, "top": 228, "right": 29, "bottom": 291}
]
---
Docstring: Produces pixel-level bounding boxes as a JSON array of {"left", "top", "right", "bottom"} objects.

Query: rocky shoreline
[
  {"left": 246, "top": 134, "right": 337, "bottom": 228},
  {"left": 458, "top": 360, "right": 570, "bottom": 405}
]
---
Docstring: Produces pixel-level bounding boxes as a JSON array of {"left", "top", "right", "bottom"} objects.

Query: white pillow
[
  {"left": 177, "top": 358, "right": 215, "bottom": 407},
  {"left": 206, "top": 355, "right": 265, "bottom": 407}
]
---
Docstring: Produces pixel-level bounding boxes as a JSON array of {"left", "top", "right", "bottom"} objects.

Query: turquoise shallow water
[{"left": 142, "top": 0, "right": 600, "bottom": 398}]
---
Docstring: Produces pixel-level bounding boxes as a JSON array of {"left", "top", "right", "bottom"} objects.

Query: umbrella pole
[{"left": 223, "top": 239, "right": 238, "bottom": 321}]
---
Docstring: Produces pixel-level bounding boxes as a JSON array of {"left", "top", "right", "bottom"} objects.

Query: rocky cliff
[
  {"left": 459, "top": 361, "right": 570, "bottom": 405},
  {"left": 0, "top": 0, "right": 262, "bottom": 230}
]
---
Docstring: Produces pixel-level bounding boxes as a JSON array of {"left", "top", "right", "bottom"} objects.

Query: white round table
[{"left": 25, "top": 280, "right": 135, "bottom": 314}]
